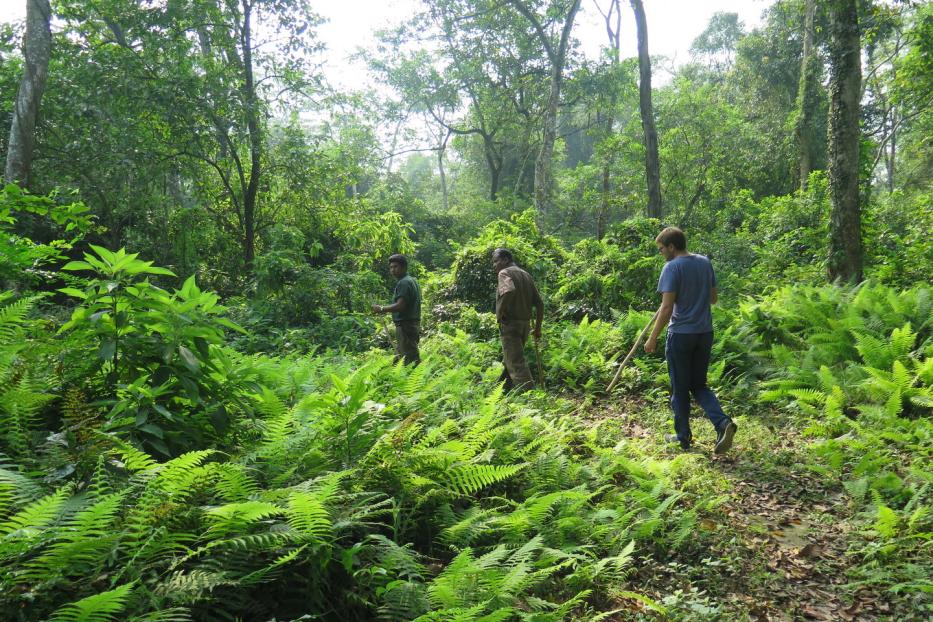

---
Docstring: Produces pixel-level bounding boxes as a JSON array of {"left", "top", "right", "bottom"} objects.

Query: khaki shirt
[{"left": 496, "top": 265, "right": 542, "bottom": 322}]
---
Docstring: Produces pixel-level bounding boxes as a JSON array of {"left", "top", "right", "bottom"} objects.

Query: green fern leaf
[
  {"left": 0, "top": 485, "right": 70, "bottom": 536},
  {"left": 49, "top": 582, "right": 134, "bottom": 622},
  {"left": 285, "top": 491, "right": 332, "bottom": 544},
  {"left": 443, "top": 464, "right": 526, "bottom": 496},
  {"left": 127, "top": 608, "right": 192, "bottom": 622},
  {"left": 204, "top": 501, "right": 281, "bottom": 536}
]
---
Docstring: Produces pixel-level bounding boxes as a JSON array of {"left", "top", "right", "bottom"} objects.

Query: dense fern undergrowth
[
  {"left": 2, "top": 270, "right": 930, "bottom": 620},
  {"left": 1, "top": 195, "right": 931, "bottom": 621}
]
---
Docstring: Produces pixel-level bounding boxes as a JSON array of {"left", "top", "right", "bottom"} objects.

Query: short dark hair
[
  {"left": 388, "top": 254, "right": 408, "bottom": 268},
  {"left": 655, "top": 227, "right": 687, "bottom": 250},
  {"left": 492, "top": 248, "right": 513, "bottom": 262}
]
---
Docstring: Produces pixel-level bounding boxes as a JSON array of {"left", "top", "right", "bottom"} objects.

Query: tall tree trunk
[
  {"left": 597, "top": 164, "right": 610, "bottom": 240},
  {"left": 437, "top": 130, "right": 450, "bottom": 212},
  {"left": 486, "top": 147, "right": 502, "bottom": 201},
  {"left": 535, "top": 58, "right": 563, "bottom": 225},
  {"left": 240, "top": 0, "right": 261, "bottom": 271},
  {"left": 595, "top": 0, "right": 622, "bottom": 240},
  {"left": 630, "top": 0, "right": 662, "bottom": 219},
  {"left": 4, "top": 0, "right": 52, "bottom": 187},
  {"left": 887, "top": 107, "right": 896, "bottom": 193},
  {"left": 795, "top": 0, "right": 820, "bottom": 191},
  {"left": 508, "top": 0, "right": 582, "bottom": 229},
  {"left": 826, "top": 0, "right": 862, "bottom": 283}
]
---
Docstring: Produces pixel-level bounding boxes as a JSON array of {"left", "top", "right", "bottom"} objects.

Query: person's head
[
  {"left": 491, "top": 248, "right": 514, "bottom": 273},
  {"left": 388, "top": 254, "right": 408, "bottom": 279},
  {"left": 655, "top": 227, "right": 687, "bottom": 262}
]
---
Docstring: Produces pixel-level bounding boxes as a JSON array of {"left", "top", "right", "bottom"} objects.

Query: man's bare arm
[
  {"left": 372, "top": 297, "right": 406, "bottom": 314},
  {"left": 644, "top": 291, "right": 676, "bottom": 353}
]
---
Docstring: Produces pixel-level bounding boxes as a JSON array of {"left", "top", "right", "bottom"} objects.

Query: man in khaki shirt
[{"left": 492, "top": 248, "right": 543, "bottom": 392}]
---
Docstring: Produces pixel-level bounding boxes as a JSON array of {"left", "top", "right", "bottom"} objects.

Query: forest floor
[{"left": 571, "top": 394, "right": 925, "bottom": 622}]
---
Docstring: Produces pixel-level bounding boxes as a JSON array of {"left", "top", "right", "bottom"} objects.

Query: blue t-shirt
[{"left": 657, "top": 254, "right": 716, "bottom": 334}]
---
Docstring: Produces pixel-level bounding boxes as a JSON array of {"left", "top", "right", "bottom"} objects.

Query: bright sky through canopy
[{"left": 1, "top": 0, "right": 775, "bottom": 90}]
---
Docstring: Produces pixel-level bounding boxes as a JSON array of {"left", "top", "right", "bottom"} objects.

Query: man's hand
[
  {"left": 370, "top": 304, "right": 382, "bottom": 314},
  {"left": 644, "top": 335, "right": 657, "bottom": 353}
]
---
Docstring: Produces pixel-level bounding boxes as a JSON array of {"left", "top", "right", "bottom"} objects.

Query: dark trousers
[
  {"left": 498, "top": 320, "right": 534, "bottom": 392},
  {"left": 395, "top": 320, "right": 420, "bottom": 365},
  {"left": 665, "top": 331, "right": 729, "bottom": 445}
]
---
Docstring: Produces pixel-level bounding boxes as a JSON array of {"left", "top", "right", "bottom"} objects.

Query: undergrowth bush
[
  {"left": 749, "top": 282, "right": 932, "bottom": 600},
  {"left": 429, "top": 209, "right": 566, "bottom": 313},
  {"left": 552, "top": 218, "right": 662, "bottom": 322},
  {"left": 2, "top": 287, "right": 707, "bottom": 621}
]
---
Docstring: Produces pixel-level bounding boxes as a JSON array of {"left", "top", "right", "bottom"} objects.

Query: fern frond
[
  {"left": 23, "top": 492, "right": 125, "bottom": 583},
  {"left": 443, "top": 464, "right": 526, "bottom": 496},
  {"left": 126, "top": 608, "right": 192, "bottom": 622},
  {"left": 853, "top": 331, "right": 891, "bottom": 369},
  {"left": 0, "top": 296, "right": 34, "bottom": 338},
  {"left": 366, "top": 534, "right": 426, "bottom": 581},
  {"left": 110, "top": 440, "right": 159, "bottom": 473},
  {"left": 890, "top": 323, "right": 917, "bottom": 360},
  {"left": 379, "top": 579, "right": 430, "bottom": 622},
  {"left": 204, "top": 500, "right": 281, "bottom": 536},
  {"left": 209, "top": 463, "right": 260, "bottom": 502},
  {"left": 156, "top": 569, "right": 235, "bottom": 603},
  {"left": 285, "top": 491, "right": 332, "bottom": 544},
  {"left": 238, "top": 544, "right": 307, "bottom": 585},
  {"left": 49, "top": 582, "right": 134, "bottom": 622},
  {"left": 0, "top": 485, "right": 70, "bottom": 536}
]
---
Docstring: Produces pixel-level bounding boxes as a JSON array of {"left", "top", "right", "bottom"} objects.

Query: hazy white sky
[{"left": 2, "top": 0, "right": 775, "bottom": 90}]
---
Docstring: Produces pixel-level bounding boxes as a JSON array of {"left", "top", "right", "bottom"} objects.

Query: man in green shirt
[
  {"left": 492, "top": 248, "right": 543, "bottom": 392},
  {"left": 372, "top": 254, "right": 421, "bottom": 365}
]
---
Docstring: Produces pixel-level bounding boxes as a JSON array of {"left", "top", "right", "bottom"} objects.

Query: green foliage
[
  {"left": 552, "top": 218, "right": 662, "bottom": 321},
  {"left": 864, "top": 190, "right": 933, "bottom": 288},
  {"left": 58, "top": 246, "right": 252, "bottom": 456},
  {"left": 749, "top": 282, "right": 932, "bottom": 598},
  {"left": 541, "top": 316, "right": 625, "bottom": 392},
  {"left": 48, "top": 582, "right": 135, "bottom": 622},
  {"left": 1, "top": 2, "right": 930, "bottom": 617},
  {"left": 0, "top": 184, "right": 93, "bottom": 287},
  {"left": 432, "top": 210, "right": 566, "bottom": 312},
  {"left": 0, "top": 294, "right": 55, "bottom": 458},
  {"left": 706, "top": 173, "right": 831, "bottom": 290}
]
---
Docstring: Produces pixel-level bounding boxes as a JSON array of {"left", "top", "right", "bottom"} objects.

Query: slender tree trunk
[
  {"left": 508, "top": 0, "right": 581, "bottom": 229},
  {"left": 826, "top": 0, "right": 862, "bottom": 283},
  {"left": 486, "top": 148, "right": 502, "bottom": 201},
  {"left": 887, "top": 107, "right": 895, "bottom": 193},
  {"left": 535, "top": 60, "right": 563, "bottom": 224},
  {"left": 437, "top": 130, "right": 450, "bottom": 212},
  {"left": 630, "top": 0, "right": 662, "bottom": 219},
  {"left": 595, "top": 0, "right": 622, "bottom": 240},
  {"left": 796, "top": 0, "right": 820, "bottom": 191},
  {"left": 4, "top": 0, "right": 52, "bottom": 186},
  {"left": 597, "top": 165, "right": 610, "bottom": 240},
  {"left": 240, "top": 0, "right": 261, "bottom": 270}
]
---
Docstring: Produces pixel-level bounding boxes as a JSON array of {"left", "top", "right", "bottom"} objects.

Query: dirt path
[{"left": 576, "top": 397, "right": 921, "bottom": 621}]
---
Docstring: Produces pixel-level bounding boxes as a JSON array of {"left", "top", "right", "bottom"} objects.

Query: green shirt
[{"left": 392, "top": 274, "right": 421, "bottom": 323}]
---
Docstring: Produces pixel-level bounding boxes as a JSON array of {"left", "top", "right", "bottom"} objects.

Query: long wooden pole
[
  {"left": 605, "top": 310, "right": 658, "bottom": 393},
  {"left": 534, "top": 336, "right": 544, "bottom": 389}
]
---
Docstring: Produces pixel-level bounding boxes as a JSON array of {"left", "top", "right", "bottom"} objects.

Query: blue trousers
[{"left": 665, "top": 331, "right": 729, "bottom": 446}]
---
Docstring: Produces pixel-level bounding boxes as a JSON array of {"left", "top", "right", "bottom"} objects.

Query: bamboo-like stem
[{"left": 605, "top": 310, "right": 659, "bottom": 393}]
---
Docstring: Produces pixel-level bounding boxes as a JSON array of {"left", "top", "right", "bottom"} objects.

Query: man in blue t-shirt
[{"left": 644, "top": 227, "right": 737, "bottom": 454}]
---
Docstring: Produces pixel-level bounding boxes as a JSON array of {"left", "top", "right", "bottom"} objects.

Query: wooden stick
[
  {"left": 379, "top": 315, "right": 395, "bottom": 351},
  {"left": 605, "top": 310, "right": 659, "bottom": 393},
  {"left": 533, "top": 336, "right": 544, "bottom": 389}
]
